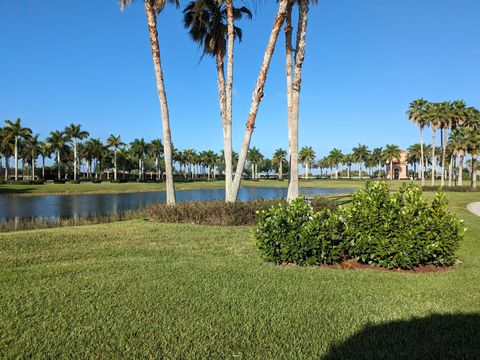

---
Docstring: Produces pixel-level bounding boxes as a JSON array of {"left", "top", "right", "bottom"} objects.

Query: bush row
[
  {"left": 0, "top": 180, "right": 45, "bottom": 185},
  {"left": 255, "top": 182, "right": 465, "bottom": 269},
  {"left": 146, "top": 197, "right": 337, "bottom": 226}
]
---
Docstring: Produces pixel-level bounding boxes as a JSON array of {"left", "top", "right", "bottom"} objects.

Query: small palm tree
[
  {"left": 299, "top": 146, "right": 316, "bottom": 179},
  {"left": 130, "top": 138, "right": 148, "bottom": 181},
  {"left": 352, "top": 144, "right": 369, "bottom": 179},
  {"left": 407, "top": 144, "right": 422, "bottom": 179},
  {"left": 247, "top": 146, "right": 263, "bottom": 180},
  {"left": 65, "top": 124, "right": 89, "bottom": 181},
  {"left": 272, "top": 148, "right": 287, "bottom": 180},
  {"left": 383, "top": 144, "right": 401, "bottom": 180},
  {"left": 46, "top": 130, "right": 70, "bottom": 180},
  {"left": 107, "top": 135, "right": 125, "bottom": 181},
  {"left": 425, "top": 102, "right": 444, "bottom": 185},
  {"left": 3, "top": 118, "right": 32, "bottom": 180},
  {"left": 328, "top": 148, "right": 343, "bottom": 179},
  {"left": 148, "top": 139, "right": 164, "bottom": 181},
  {"left": 25, "top": 134, "right": 41, "bottom": 180}
]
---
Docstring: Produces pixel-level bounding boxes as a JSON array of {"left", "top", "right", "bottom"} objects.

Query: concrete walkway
[{"left": 467, "top": 202, "right": 480, "bottom": 217}]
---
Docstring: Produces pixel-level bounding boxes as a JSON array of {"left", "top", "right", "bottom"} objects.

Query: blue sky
[{"left": 1, "top": 0, "right": 479, "bottom": 159}]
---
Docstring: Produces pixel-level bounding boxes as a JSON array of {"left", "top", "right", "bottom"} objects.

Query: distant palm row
[{"left": 1, "top": 112, "right": 479, "bottom": 187}]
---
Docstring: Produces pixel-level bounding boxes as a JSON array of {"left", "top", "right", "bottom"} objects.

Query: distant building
[{"left": 385, "top": 150, "right": 409, "bottom": 180}]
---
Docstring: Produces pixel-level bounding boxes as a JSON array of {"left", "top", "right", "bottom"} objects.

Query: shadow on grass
[
  {"left": 323, "top": 313, "right": 480, "bottom": 360},
  {"left": 0, "top": 187, "right": 34, "bottom": 195}
]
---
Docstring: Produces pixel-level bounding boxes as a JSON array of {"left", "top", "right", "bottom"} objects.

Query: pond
[{"left": 0, "top": 187, "right": 352, "bottom": 221}]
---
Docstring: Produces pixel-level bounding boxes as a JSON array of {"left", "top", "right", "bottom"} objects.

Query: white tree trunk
[
  {"left": 232, "top": 0, "right": 289, "bottom": 200},
  {"left": 114, "top": 151, "right": 118, "bottom": 181},
  {"left": 420, "top": 126, "right": 425, "bottom": 186},
  {"left": 431, "top": 130, "right": 436, "bottom": 186},
  {"left": 459, "top": 154, "right": 464, "bottom": 186},
  {"left": 14, "top": 137, "right": 18, "bottom": 181},
  {"left": 279, "top": 158, "right": 283, "bottom": 179},
  {"left": 145, "top": 2, "right": 176, "bottom": 205},
  {"left": 441, "top": 128, "right": 447, "bottom": 186},
  {"left": 57, "top": 152, "right": 61, "bottom": 180},
  {"left": 73, "top": 141, "right": 77, "bottom": 181}
]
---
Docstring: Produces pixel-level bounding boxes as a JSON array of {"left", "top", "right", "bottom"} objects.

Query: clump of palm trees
[{"left": 408, "top": 99, "right": 480, "bottom": 188}]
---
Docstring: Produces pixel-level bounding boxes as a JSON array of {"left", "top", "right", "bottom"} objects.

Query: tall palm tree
[
  {"left": 342, "top": 153, "right": 353, "bottom": 179},
  {"left": 285, "top": 0, "right": 318, "bottom": 201},
  {"left": 3, "top": 118, "right": 32, "bottom": 180},
  {"left": 38, "top": 141, "right": 51, "bottom": 180},
  {"left": 352, "top": 144, "right": 369, "bottom": 179},
  {"left": 407, "top": 144, "right": 422, "bottom": 179},
  {"left": 120, "top": 0, "right": 178, "bottom": 205},
  {"left": 407, "top": 98, "right": 429, "bottom": 185},
  {"left": 467, "top": 131, "right": 480, "bottom": 189},
  {"left": 46, "top": 130, "right": 69, "bottom": 180},
  {"left": 231, "top": 0, "right": 290, "bottom": 200},
  {"left": 107, "top": 135, "right": 125, "bottom": 181},
  {"left": 328, "top": 148, "right": 343, "bottom": 179},
  {"left": 272, "top": 148, "right": 287, "bottom": 179},
  {"left": 299, "top": 146, "right": 315, "bottom": 179},
  {"left": 64, "top": 124, "right": 89, "bottom": 181},
  {"left": 370, "top": 147, "right": 383, "bottom": 178},
  {"left": 183, "top": 0, "right": 251, "bottom": 202},
  {"left": 383, "top": 144, "right": 401, "bottom": 180},
  {"left": 425, "top": 102, "right": 444, "bottom": 185}
]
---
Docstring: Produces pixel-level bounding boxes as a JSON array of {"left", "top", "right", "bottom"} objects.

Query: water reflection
[{"left": 0, "top": 187, "right": 352, "bottom": 221}]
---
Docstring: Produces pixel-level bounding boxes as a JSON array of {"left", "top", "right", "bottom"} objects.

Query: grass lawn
[
  {"left": 0, "top": 178, "right": 415, "bottom": 196},
  {"left": 1, "top": 192, "right": 479, "bottom": 358}
]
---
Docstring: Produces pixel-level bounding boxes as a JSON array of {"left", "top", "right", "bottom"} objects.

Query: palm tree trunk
[
  {"left": 114, "top": 151, "right": 118, "bottom": 181},
  {"left": 224, "top": 0, "right": 235, "bottom": 202},
  {"left": 57, "top": 152, "right": 61, "bottom": 180},
  {"left": 441, "top": 128, "right": 447, "bottom": 186},
  {"left": 420, "top": 126, "right": 425, "bottom": 186},
  {"left": 216, "top": 52, "right": 233, "bottom": 202},
  {"left": 335, "top": 164, "right": 339, "bottom": 179},
  {"left": 31, "top": 150, "right": 35, "bottom": 179},
  {"left": 232, "top": 0, "right": 289, "bottom": 200},
  {"left": 279, "top": 159, "right": 283, "bottom": 179},
  {"left": 448, "top": 154, "right": 454, "bottom": 187},
  {"left": 390, "top": 161, "right": 393, "bottom": 180},
  {"left": 459, "top": 154, "right": 464, "bottom": 186},
  {"left": 358, "top": 162, "right": 362, "bottom": 180},
  {"left": 73, "top": 142, "right": 77, "bottom": 181},
  {"left": 285, "top": 0, "right": 297, "bottom": 201},
  {"left": 4, "top": 156, "right": 8, "bottom": 180},
  {"left": 42, "top": 156, "right": 45, "bottom": 179},
  {"left": 472, "top": 154, "right": 477, "bottom": 189},
  {"left": 14, "top": 137, "right": 18, "bottom": 181},
  {"left": 251, "top": 163, "right": 254, "bottom": 180},
  {"left": 145, "top": 1, "right": 176, "bottom": 205},
  {"left": 287, "top": 0, "right": 308, "bottom": 201},
  {"left": 431, "top": 130, "right": 436, "bottom": 186}
]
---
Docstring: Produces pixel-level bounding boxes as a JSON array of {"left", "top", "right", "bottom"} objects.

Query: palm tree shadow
[{"left": 322, "top": 313, "right": 480, "bottom": 360}]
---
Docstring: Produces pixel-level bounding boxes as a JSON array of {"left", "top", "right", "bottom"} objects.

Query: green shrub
[
  {"left": 69, "top": 180, "right": 81, "bottom": 184},
  {"left": 342, "top": 182, "right": 465, "bottom": 269},
  {"left": 255, "top": 198, "right": 344, "bottom": 265},
  {"left": 92, "top": 179, "right": 102, "bottom": 184}
]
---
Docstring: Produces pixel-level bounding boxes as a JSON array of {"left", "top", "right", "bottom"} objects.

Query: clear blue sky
[{"left": 1, "top": 0, "right": 479, "bottom": 159}]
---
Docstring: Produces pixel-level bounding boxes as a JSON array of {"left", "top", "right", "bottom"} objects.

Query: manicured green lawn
[
  {"left": 1, "top": 192, "right": 479, "bottom": 358},
  {"left": 0, "top": 178, "right": 415, "bottom": 195}
]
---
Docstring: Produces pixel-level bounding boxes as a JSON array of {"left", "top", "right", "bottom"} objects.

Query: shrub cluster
[
  {"left": 0, "top": 180, "right": 45, "bottom": 185},
  {"left": 255, "top": 182, "right": 465, "bottom": 269},
  {"left": 147, "top": 198, "right": 337, "bottom": 227}
]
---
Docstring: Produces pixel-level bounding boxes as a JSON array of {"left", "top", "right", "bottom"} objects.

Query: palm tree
[
  {"left": 407, "top": 144, "right": 422, "bottom": 179},
  {"left": 107, "top": 135, "right": 125, "bottom": 181},
  {"left": 183, "top": 0, "right": 251, "bottom": 201},
  {"left": 46, "top": 130, "right": 69, "bottom": 180},
  {"left": 285, "top": 0, "right": 318, "bottom": 201},
  {"left": 272, "top": 148, "right": 287, "bottom": 179},
  {"left": 64, "top": 124, "right": 89, "bottom": 181},
  {"left": 383, "top": 144, "right": 401, "bottom": 180},
  {"left": 120, "top": 0, "right": 178, "bottom": 205},
  {"left": 342, "top": 153, "right": 353, "bottom": 179},
  {"left": 425, "top": 102, "right": 444, "bottom": 185},
  {"left": 247, "top": 146, "right": 263, "bottom": 180},
  {"left": 231, "top": 0, "right": 290, "bottom": 200},
  {"left": 24, "top": 134, "right": 41, "bottom": 180},
  {"left": 352, "top": 144, "right": 369, "bottom": 179},
  {"left": 299, "top": 146, "right": 315, "bottom": 179},
  {"left": 3, "top": 118, "right": 32, "bottom": 180},
  {"left": 38, "top": 141, "right": 51, "bottom": 180},
  {"left": 370, "top": 147, "right": 383, "bottom": 178},
  {"left": 130, "top": 138, "right": 148, "bottom": 181},
  {"left": 467, "top": 130, "right": 480, "bottom": 189},
  {"left": 328, "top": 148, "right": 343, "bottom": 179},
  {"left": 148, "top": 139, "right": 164, "bottom": 181},
  {"left": 407, "top": 98, "right": 429, "bottom": 185}
]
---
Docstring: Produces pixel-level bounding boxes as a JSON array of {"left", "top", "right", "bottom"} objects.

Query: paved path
[{"left": 467, "top": 202, "right": 480, "bottom": 217}]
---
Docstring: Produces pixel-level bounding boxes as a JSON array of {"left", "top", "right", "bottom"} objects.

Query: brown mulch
[{"left": 281, "top": 258, "right": 452, "bottom": 273}]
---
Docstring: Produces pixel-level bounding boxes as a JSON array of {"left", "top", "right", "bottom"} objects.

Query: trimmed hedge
[
  {"left": 422, "top": 185, "right": 478, "bottom": 192},
  {"left": 255, "top": 182, "right": 465, "bottom": 269}
]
